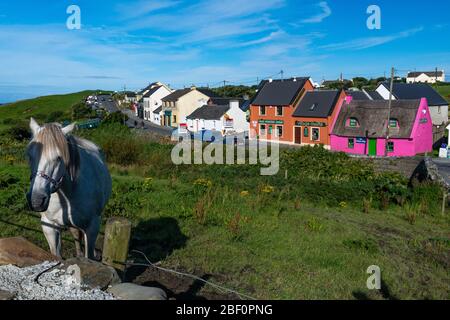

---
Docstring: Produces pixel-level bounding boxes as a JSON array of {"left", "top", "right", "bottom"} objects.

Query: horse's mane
[{"left": 31, "top": 123, "right": 100, "bottom": 181}]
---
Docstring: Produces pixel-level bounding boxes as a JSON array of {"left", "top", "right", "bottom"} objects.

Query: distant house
[
  {"left": 161, "top": 86, "right": 211, "bottom": 128},
  {"left": 292, "top": 90, "right": 346, "bottom": 148},
  {"left": 141, "top": 82, "right": 172, "bottom": 124},
  {"left": 186, "top": 99, "right": 249, "bottom": 134},
  {"left": 407, "top": 71, "right": 445, "bottom": 84},
  {"left": 153, "top": 106, "right": 162, "bottom": 125},
  {"left": 124, "top": 91, "right": 138, "bottom": 103},
  {"left": 330, "top": 98, "right": 433, "bottom": 157},
  {"left": 249, "top": 77, "right": 314, "bottom": 144},
  {"left": 375, "top": 82, "right": 449, "bottom": 126}
]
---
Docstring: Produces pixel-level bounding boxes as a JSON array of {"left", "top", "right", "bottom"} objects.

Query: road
[
  {"left": 122, "top": 109, "right": 174, "bottom": 137},
  {"left": 96, "top": 94, "right": 119, "bottom": 113}
]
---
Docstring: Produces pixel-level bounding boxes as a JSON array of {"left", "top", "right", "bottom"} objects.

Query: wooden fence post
[
  {"left": 102, "top": 217, "right": 132, "bottom": 271},
  {"left": 442, "top": 190, "right": 447, "bottom": 216}
]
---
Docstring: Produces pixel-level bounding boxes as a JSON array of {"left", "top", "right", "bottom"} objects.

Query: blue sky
[{"left": 0, "top": 0, "right": 449, "bottom": 102}]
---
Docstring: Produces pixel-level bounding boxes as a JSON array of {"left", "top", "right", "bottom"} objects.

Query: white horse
[{"left": 26, "top": 118, "right": 112, "bottom": 259}]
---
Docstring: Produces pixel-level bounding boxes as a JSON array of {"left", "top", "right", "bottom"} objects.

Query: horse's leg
[
  {"left": 41, "top": 216, "right": 62, "bottom": 258},
  {"left": 69, "top": 227, "right": 83, "bottom": 257},
  {"left": 84, "top": 215, "right": 100, "bottom": 260}
]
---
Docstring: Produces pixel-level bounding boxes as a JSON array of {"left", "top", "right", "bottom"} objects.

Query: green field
[
  {"left": 0, "top": 93, "right": 449, "bottom": 300},
  {"left": 0, "top": 91, "right": 95, "bottom": 130},
  {"left": 435, "top": 84, "right": 450, "bottom": 103}
]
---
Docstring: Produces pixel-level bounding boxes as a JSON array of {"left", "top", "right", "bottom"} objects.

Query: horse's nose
[{"left": 29, "top": 193, "right": 49, "bottom": 212}]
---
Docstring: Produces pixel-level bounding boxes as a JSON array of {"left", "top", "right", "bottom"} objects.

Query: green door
[{"left": 368, "top": 139, "right": 377, "bottom": 156}]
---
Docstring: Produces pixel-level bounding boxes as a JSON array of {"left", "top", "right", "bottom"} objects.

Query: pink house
[{"left": 330, "top": 98, "right": 433, "bottom": 157}]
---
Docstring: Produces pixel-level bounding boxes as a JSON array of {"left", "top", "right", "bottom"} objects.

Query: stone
[
  {"left": 59, "top": 257, "right": 121, "bottom": 290},
  {"left": 102, "top": 218, "right": 132, "bottom": 271},
  {"left": 0, "top": 289, "right": 15, "bottom": 300},
  {"left": 107, "top": 283, "right": 167, "bottom": 300},
  {"left": 0, "top": 237, "right": 58, "bottom": 267}
]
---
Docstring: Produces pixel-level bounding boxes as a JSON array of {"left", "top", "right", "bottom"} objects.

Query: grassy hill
[
  {"left": 0, "top": 90, "right": 95, "bottom": 130},
  {"left": 435, "top": 84, "right": 450, "bottom": 103}
]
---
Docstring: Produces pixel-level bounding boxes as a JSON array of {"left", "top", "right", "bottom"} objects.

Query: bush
[
  {"left": 102, "top": 111, "right": 128, "bottom": 125},
  {"left": 46, "top": 111, "right": 65, "bottom": 123},
  {"left": 2, "top": 125, "right": 31, "bottom": 141},
  {"left": 72, "top": 102, "right": 95, "bottom": 120}
]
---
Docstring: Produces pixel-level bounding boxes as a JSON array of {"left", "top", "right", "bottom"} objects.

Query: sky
[{"left": 0, "top": 0, "right": 449, "bottom": 102}]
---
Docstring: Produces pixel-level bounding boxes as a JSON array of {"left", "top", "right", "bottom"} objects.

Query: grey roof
[
  {"left": 197, "top": 88, "right": 218, "bottom": 98},
  {"left": 345, "top": 91, "right": 370, "bottom": 100},
  {"left": 139, "top": 82, "right": 159, "bottom": 94},
  {"left": 365, "top": 91, "right": 383, "bottom": 100},
  {"left": 240, "top": 100, "right": 251, "bottom": 112},
  {"left": 161, "top": 88, "right": 192, "bottom": 102},
  {"left": 187, "top": 105, "right": 230, "bottom": 120},
  {"left": 153, "top": 106, "right": 162, "bottom": 114},
  {"left": 210, "top": 97, "right": 243, "bottom": 106},
  {"left": 381, "top": 82, "right": 448, "bottom": 106},
  {"left": 252, "top": 78, "right": 309, "bottom": 106},
  {"left": 293, "top": 90, "right": 341, "bottom": 118},
  {"left": 332, "top": 99, "right": 421, "bottom": 139},
  {"left": 124, "top": 91, "right": 136, "bottom": 97},
  {"left": 408, "top": 71, "right": 444, "bottom": 78},
  {"left": 143, "top": 86, "right": 162, "bottom": 98}
]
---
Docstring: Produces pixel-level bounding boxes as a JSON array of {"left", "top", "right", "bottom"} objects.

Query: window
[
  {"left": 276, "top": 125, "right": 283, "bottom": 137},
  {"left": 348, "top": 118, "right": 359, "bottom": 127},
  {"left": 173, "top": 115, "right": 177, "bottom": 124},
  {"left": 303, "top": 127, "right": 309, "bottom": 137},
  {"left": 260, "top": 106, "right": 266, "bottom": 116},
  {"left": 276, "top": 106, "right": 283, "bottom": 116},
  {"left": 348, "top": 138, "right": 355, "bottom": 149},
  {"left": 260, "top": 124, "right": 266, "bottom": 135},
  {"left": 389, "top": 119, "right": 398, "bottom": 128},
  {"left": 310, "top": 103, "right": 317, "bottom": 111},
  {"left": 268, "top": 125, "right": 273, "bottom": 134},
  {"left": 312, "top": 128, "right": 320, "bottom": 141},
  {"left": 387, "top": 141, "right": 394, "bottom": 152}
]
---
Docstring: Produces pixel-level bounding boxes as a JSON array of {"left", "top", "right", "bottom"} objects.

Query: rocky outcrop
[
  {"left": 0, "top": 237, "right": 58, "bottom": 267},
  {"left": 58, "top": 257, "right": 121, "bottom": 290}
]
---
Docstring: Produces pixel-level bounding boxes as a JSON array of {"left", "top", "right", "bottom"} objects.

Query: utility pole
[
  {"left": 435, "top": 67, "right": 439, "bottom": 84},
  {"left": 385, "top": 67, "right": 395, "bottom": 157},
  {"left": 281, "top": 70, "right": 284, "bottom": 81}
]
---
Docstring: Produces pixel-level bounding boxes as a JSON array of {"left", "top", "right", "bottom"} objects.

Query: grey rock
[
  {"left": 107, "top": 283, "right": 167, "bottom": 300},
  {"left": 59, "top": 257, "right": 121, "bottom": 290},
  {"left": 0, "top": 289, "right": 15, "bottom": 300}
]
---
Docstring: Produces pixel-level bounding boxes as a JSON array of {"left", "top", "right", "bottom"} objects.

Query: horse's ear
[
  {"left": 29, "top": 118, "right": 40, "bottom": 136},
  {"left": 62, "top": 123, "right": 76, "bottom": 135}
]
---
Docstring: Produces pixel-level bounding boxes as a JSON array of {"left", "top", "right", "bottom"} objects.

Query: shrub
[
  {"left": 72, "top": 102, "right": 95, "bottom": 120},
  {"left": 46, "top": 111, "right": 65, "bottom": 123},
  {"left": 305, "top": 217, "right": 325, "bottom": 232},
  {"left": 2, "top": 125, "right": 31, "bottom": 141},
  {"left": 102, "top": 111, "right": 128, "bottom": 125},
  {"left": 343, "top": 238, "right": 378, "bottom": 254}
]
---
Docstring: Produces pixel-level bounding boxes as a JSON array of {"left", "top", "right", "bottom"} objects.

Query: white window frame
[
  {"left": 276, "top": 125, "right": 283, "bottom": 137},
  {"left": 276, "top": 106, "right": 283, "bottom": 116},
  {"left": 260, "top": 124, "right": 266, "bottom": 136},
  {"left": 311, "top": 127, "right": 320, "bottom": 141},
  {"left": 259, "top": 106, "right": 266, "bottom": 116}
]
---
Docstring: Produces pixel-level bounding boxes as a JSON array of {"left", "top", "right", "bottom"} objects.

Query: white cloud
[
  {"left": 301, "top": 1, "right": 332, "bottom": 23},
  {"left": 116, "top": 0, "right": 180, "bottom": 20},
  {"left": 320, "top": 27, "right": 424, "bottom": 51}
]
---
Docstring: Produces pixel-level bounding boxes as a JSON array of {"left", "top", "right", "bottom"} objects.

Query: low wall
[{"left": 351, "top": 156, "right": 426, "bottom": 179}]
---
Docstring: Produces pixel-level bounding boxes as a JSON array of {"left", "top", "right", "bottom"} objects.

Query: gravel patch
[{"left": 0, "top": 261, "right": 116, "bottom": 300}]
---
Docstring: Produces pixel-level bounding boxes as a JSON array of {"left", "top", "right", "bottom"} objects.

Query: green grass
[
  {"left": 0, "top": 91, "right": 95, "bottom": 130},
  {"left": 435, "top": 84, "right": 450, "bottom": 103}
]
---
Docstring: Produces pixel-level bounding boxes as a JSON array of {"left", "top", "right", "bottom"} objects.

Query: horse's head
[{"left": 26, "top": 118, "right": 76, "bottom": 212}]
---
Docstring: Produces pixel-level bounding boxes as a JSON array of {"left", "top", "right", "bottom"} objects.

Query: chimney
[
  {"left": 345, "top": 95, "right": 353, "bottom": 104},
  {"left": 191, "top": 85, "right": 196, "bottom": 90},
  {"left": 293, "top": 77, "right": 297, "bottom": 82},
  {"left": 269, "top": 78, "right": 273, "bottom": 83}
]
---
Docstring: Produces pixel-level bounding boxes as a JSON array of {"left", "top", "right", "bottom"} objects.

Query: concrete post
[{"left": 102, "top": 217, "right": 132, "bottom": 271}]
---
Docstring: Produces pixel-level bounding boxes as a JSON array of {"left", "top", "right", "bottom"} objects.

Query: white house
[
  {"left": 141, "top": 82, "right": 172, "bottom": 124},
  {"left": 407, "top": 71, "right": 445, "bottom": 84},
  {"left": 376, "top": 82, "right": 449, "bottom": 126},
  {"left": 186, "top": 99, "right": 249, "bottom": 134},
  {"left": 152, "top": 106, "right": 162, "bottom": 125}
]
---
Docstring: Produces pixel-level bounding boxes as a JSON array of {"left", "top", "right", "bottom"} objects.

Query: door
[
  {"left": 294, "top": 127, "right": 302, "bottom": 144},
  {"left": 368, "top": 139, "right": 377, "bottom": 156}
]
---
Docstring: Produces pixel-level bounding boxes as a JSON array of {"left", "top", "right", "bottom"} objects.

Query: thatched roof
[{"left": 332, "top": 99, "right": 422, "bottom": 138}]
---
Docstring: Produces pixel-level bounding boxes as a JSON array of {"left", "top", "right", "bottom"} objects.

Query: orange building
[
  {"left": 291, "top": 90, "right": 346, "bottom": 148},
  {"left": 249, "top": 78, "right": 314, "bottom": 143}
]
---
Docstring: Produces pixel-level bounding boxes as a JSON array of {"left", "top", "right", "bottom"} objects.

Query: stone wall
[{"left": 352, "top": 156, "right": 426, "bottom": 179}]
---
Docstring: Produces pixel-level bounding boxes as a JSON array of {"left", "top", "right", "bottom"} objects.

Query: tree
[
  {"left": 102, "top": 111, "right": 128, "bottom": 125},
  {"left": 353, "top": 77, "right": 369, "bottom": 90},
  {"left": 72, "top": 102, "right": 95, "bottom": 120}
]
